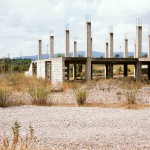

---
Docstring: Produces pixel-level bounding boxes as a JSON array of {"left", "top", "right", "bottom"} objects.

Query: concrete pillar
[
  {"left": 50, "top": 36, "right": 54, "bottom": 58},
  {"left": 73, "top": 41, "right": 77, "bottom": 57},
  {"left": 86, "top": 22, "right": 91, "bottom": 57},
  {"left": 136, "top": 26, "right": 142, "bottom": 58},
  {"left": 135, "top": 62, "right": 142, "bottom": 81},
  {"left": 109, "top": 64, "right": 113, "bottom": 78},
  {"left": 148, "top": 63, "right": 150, "bottom": 80},
  {"left": 38, "top": 39, "right": 42, "bottom": 60},
  {"left": 105, "top": 64, "right": 109, "bottom": 78},
  {"left": 109, "top": 32, "right": 114, "bottom": 58},
  {"left": 66, "top": 63, "right": 69, "bottom": 80},
  {"left": 86, "top": 58, "right": 92, "bottom": 81},
  {"left": 124, "top": 39, "right": 128, "bottom": 58},
  {"left": 65, "top": 30, "right": 70, "bottom": 57},
  {"left": 73, "top": 64, "right": 76, "bottom": 80},
  {"left": 148, "top": 35, "right": 150, "bottom": 58},
  {"left": 105, "top": 42, "right": 109, "bottom": 58},
  {"left": 134, "top": 43, "right": 136, "bottom": 58},
  {"left": 91, "top": 38, "right": 93, "bottom": 57},
  {"left": 124, "top": 64, "right": 128, "bottom": 77}
]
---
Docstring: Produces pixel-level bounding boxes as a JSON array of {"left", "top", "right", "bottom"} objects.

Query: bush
[
  {"left": 29, "top": 86, "right": 49, "bottom": 106},
  {"left": 74, "top": 88, "right": 88, "bottom": 105},
  {"left": 0, "top": 87, "right": 11, "bottom": 107},
  {"left": 126, "top": 90, "right": 136, "bottom": 104}
]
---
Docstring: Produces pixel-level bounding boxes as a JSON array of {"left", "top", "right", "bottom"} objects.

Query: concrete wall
[
  {"left": 51, "top": 58, "right": 65, "bottom": 83},
  {"left": 25, "top": 63, "right": 33, "bottom": 76},
  {"left": 37, "top": 60, "right": 45, "bottom": 78}
]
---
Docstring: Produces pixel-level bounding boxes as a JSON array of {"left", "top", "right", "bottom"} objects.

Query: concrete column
[
  {"left": 73, "top": 41, "right": 77, "bottom": 57},
  {"left": 91, "top": 38, "right": 93, "bottom": 57},
  {"left": 38, "top": 39, "right": 42, "bottom": 60},
  {"left": 124, "top": 39, "right": 128, "bottom": 58},
  {"left": 109, "top": 32, "right": 114, "bottom": 58},
  {"left": 66, "top": 63, "right": 69, "bottom": 80},
  {"left": 73, "top": 64, "right": 76, "bottom": 80},
  {"left": 109, "top": 64, "right": 113, "bottom": 78},
  {"left": 148, "top": 35, "right": 150, "bottom": 58},
  {"left": 134, "top": 43, "right": 136, "bottom": 58},
  {"left": 105, "top": 64, "right": 109, "bottom": 78},
  {"left": 148, "top": 63, "right": 150, "bottom": 80},
  {"left": 86, "top": 22, "right": 91, "bottom": 57},
  {"left": 105, "top": 42, "right": 109, "bottom": 58},
  {"left": 124, "top": 64, "right": 128, "bottom": 77},
  {"left": 86, "top": 58, "right": 92, "bottom": 81},
  {"left": 136, "top": 26, "right": 142, "bottom": 58},
  {"left": 65, "top": 30, "right": 70, "bottom": 57},
  {"left": 50, "top": 36, "right": 54, "bottom": 58},
  {"left": 135, "top": 62, "right": 142, "bottom": 81}
]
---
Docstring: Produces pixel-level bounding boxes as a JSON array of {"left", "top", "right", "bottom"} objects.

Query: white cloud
[{"left": 0, "top": 0, "right": 150, "bottom": 57}]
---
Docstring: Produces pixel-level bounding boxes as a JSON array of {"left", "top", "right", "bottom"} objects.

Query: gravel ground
[{"left": 1, "top": 106, "right": 150, "bottom": 149}]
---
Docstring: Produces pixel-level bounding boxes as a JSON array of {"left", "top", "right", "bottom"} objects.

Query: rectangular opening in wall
[
  {"left": 45, "top": 61, "right": 51, "bottom": 81},
  {"left": 32, "top": 62, "right": 37, "bottom": 75}
]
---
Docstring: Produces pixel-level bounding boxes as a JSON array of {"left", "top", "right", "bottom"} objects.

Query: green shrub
[
  {"left": 0, "top": 87, "right": 11, "bottom": 107},
  {"left": 29, "top": 86, "right": 49, "bottom": 106},
  {"left": 74, "top": 88, "right": 88, "bottom": 105}
]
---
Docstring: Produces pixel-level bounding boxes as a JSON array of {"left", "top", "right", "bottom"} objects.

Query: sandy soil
[{"left": 1, "top": 106, "right": 150, "bottom": 149}]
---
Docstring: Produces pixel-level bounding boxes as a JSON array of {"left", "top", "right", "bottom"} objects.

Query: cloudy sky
[{"left": 0, "top": 0, "right": 150, "bottom": 58}]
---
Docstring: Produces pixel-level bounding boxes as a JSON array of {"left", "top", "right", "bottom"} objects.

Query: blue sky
[{"left": 0, "top": 0, "right": 150, "bottom": 58}]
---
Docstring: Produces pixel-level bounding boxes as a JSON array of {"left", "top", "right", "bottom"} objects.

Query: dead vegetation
[{"left": 0, "top": 74, "right": 149, "bottom": 109}]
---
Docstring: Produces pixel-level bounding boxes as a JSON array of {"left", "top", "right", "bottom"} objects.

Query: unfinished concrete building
[{"left": 25, "top": 19, "right": 150, "bottom": 83}]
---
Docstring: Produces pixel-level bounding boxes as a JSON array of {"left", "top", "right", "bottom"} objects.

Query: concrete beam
[
  {"left": 50, "top": 36, "right": 54, "bottom": 58},
  {"left": 38, "top": 39, "right": 42, "bottom": 60},
  {"left": 65, "top": 30, "right": 70, "bottom": 57}
]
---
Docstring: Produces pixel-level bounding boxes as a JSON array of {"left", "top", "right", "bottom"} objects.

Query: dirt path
[{"left": 0, "top": 106, "right": 150, "bottom": 149}]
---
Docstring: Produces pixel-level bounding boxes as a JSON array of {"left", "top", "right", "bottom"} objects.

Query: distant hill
[{"left": 15, "top": 51, "right": 147, "bottom": 60}]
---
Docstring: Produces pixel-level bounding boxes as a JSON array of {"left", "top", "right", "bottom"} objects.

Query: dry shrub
[
  {"left": 28, "top": 86, "right": 49, "bottom": 106},
  {"left": 74, "top": 88, "right": 88, "bottom": 105},
  {"left": 126, "top": 90, "right": 136, "bottom": 104},
  {"left": 0, "top": 86, "right": 11, "bottom": 107},
  {"left": 1, "top": 121, "right": 37, "bottom": 150}
]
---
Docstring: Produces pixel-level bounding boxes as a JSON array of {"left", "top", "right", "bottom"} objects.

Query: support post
[
  {"left": 73, "top": 41, "right": 77, "bottom": 57},
  {"left": 50, "top": 36, "right": 54, "bottom": 58},
  {"left": 65, "top": 30, "right": 70, "bottom": 57},
  {"left": 135, "top": 62, "right": 142, "bottom": 81},
  {"left": 124, "top": 39, "right": 128, "bottom": 58},
  {"left": 66, "top": 63, "right": 69, "bottom": 80},
  {"left": 136, "top": 25, "right": 142, "bottom": 58},
  {"left": 73, "top": 64, "right": 76, "bottom": 81},
  {"left": 38, "top": 39, "right": 42, "bottom": 60},
  {"left": 86, "top": 58, "right": 92, "bottom": 81},
  {"left": 109, "top": 33, "right": 114, "bottom": 58},
  {"left": 148, "top": 35, "right": 150, "bottom": 58},
  {"left": 109, "top": 64, "right": 113, "bottom": 78},
  {"left": 148, "top": 63, "right": 150, "bottom": 80},
  {"left": 86, "top": 22, "right": 91, "bottom": 57},
  {"left": 105, "top": 64, "right": 109, "bottom": 78},
  {"left": 105, "top": 42, "right": 109, "bottom": 58},
  {"left": 124, "top": 64, "right": 128, "bottom": 77}
]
